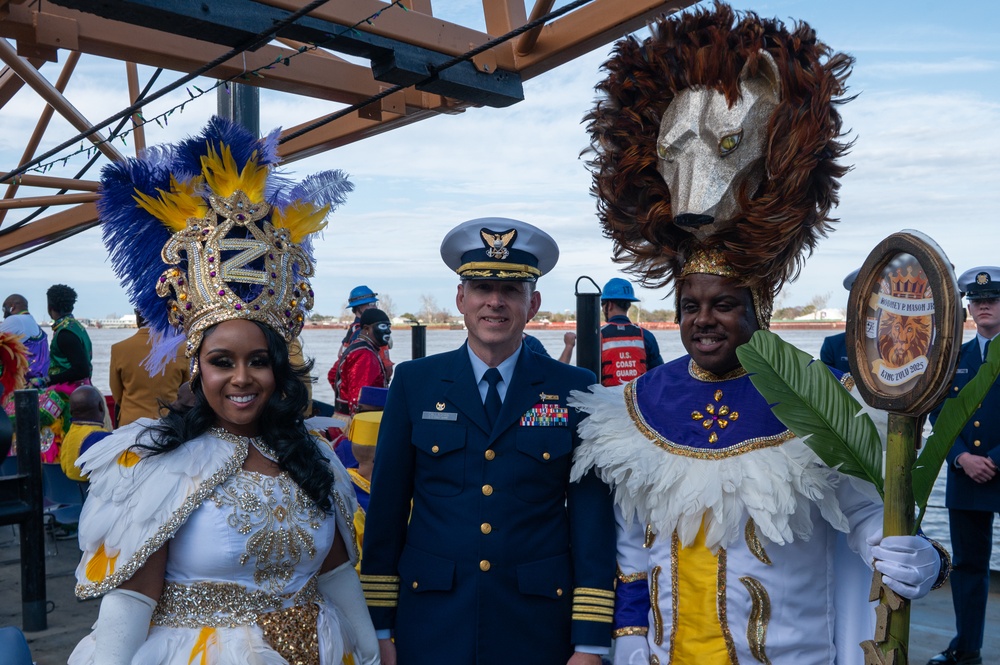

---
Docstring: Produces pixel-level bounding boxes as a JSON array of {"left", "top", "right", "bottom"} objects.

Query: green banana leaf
[
  {"left": 736, "top": 330, "right": 884, "bottom": 498},
  {"left": 912, "top": 338, "right": 1000, "bottom": 530}
]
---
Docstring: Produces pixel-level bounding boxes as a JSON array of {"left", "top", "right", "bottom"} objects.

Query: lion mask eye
[
  {"left": 718, "top": 130, "right": 743, "bottom": 156},
  {"left": 657, "top": 142, "right": 673, "bottom": 162}
]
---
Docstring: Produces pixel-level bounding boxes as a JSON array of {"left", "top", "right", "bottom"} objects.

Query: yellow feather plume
[
  {"left": 85, "top": 542, "right": 118, "bottom": 582},
  {"left": 271, "top": 201, "right": 330, "bottom": 244},
  {"left": 200, "top": 143, "right": 267, "bottom": 203},
  {"left": 133, "top": 175, "right": 207, "bottom": 233}
]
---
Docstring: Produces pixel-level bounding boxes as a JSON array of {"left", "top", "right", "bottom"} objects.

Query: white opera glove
[
  {"left": 93, "top": 588, "right": 156, "bottom": 665},
  {"left": 613, "top": 634, "right": 649, "bottom": 665},
  {"left": 867, "top": 532, "right": 941, "bottom": 600},
  {"left": 318, "top": 562, "right": 380, "bottom": 665}
]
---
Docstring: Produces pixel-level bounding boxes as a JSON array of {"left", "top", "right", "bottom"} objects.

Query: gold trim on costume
[
  {"left": 745, "top": 519, "right": 772, "bottom": 566},
  {"left": 740, "top": 575, "right": 772, "bottom": 664},
  {"left": 651, "top": 564, "right": 664, "bottom": 646},
  {"left": 644, "top": 524, "right": 657, "bottom": 549},
  {"left": 625, "top": 381, "right": 794, "bottom": 459},
  {"left": 841, "top": 374, "right": 856, "bottom": 392},
  {"left": 689, "top": 360, "right": 749, "bottom": 382},
  {"left": 76, "top": 435, "right": 249, "bottom": 599},
  {"left": 617, "top": 565, "right": 648, "bottom": 583},
  {"left": 613, "top": 626, "right": 649, "bottom": 638},
  {"left": 718, "top": 547, "right": 739, "bottom": 664},
  {"left": 669, "top": 534, "right": 678, "bottom": 661}
]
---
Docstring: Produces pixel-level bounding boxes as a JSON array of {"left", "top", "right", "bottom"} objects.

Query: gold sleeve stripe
[
  {"left": 572, "top": 605, "right": 614, "bottom": 616},
  {"left": 363, "top": 591, "right": 399, "bottom": 599},
  {"left": 572, "top": 612, "right": 614, "bottom": 623},
  {"left": 573, "top": 599, "right": 615, "bottom": 611},
  {"left": 366, "top": 600, "right": 399, "bottom": 608},
  {"left": 613, "top": 627, "right": 649, "bottom": 638},
  {"left": 361, "top": 583, "right": 399, "bottom": 590},
  {"left": 574, "top": 587, "right": 615, "bottom": 599},
  {"left": 359, "top": 575, "right": 400, "bottom": 583}
]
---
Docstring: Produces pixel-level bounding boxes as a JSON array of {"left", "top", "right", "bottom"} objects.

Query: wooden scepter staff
[
  {"left": 845, "top": 232, "right": 961, "bottom": 663},
  {"left": 738, "top": 230, "right": 1000, "bottom": 663}
]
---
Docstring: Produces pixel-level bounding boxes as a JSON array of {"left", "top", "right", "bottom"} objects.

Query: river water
[{"left": 84, "top": 326, "right": 995, "bottom": 568}]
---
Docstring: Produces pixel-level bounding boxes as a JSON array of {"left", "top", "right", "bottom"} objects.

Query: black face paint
[{"left": 373, "top": 322, "right": 392, "bottom": 348}]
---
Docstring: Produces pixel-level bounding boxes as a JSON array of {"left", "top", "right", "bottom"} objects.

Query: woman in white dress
[{"left": 68, "top": 118, "right": 377, "bottom": 665}]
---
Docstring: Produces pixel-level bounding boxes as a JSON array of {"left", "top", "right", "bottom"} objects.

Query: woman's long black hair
[{"left": 141, "top": 321, "right": 337, "bottom": 512}]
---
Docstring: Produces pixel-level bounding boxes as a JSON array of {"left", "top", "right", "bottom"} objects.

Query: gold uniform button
[
  {"left": 556, "top": 588, "right": 563, "bottom": 597},
  {"left": 974, "top": 440, "right": 982, "bottom": 447},
  {"left": 974, "top": 421, "right": 981, "bottom": 428},
  {"left": 481, "top": 523, "right": 492, "bottom": 534},
  {"left": 412, "top": 581, "right": 419, "bottom": 589},
  {"left": 542, "top": 452, "right": 551, "bottom": 461},
  {"left": 954, "top": 386, "right": 960, "bottom": 392},
  {"left": 431, "top": 445, "right": 440, "bottom": 453},
  {"left": 482, "top": 484, "right": 494, "bottom": 496},
  {"left": 485, "top": 450, "right": 496, "bottom": 461},
  {"left": 480, "top": 560, "right": 491, "bottom": 572}
]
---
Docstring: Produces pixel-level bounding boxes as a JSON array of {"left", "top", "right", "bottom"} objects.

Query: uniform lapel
[{"left": 443, "top": 343, "right": 492, "bottom": 436}]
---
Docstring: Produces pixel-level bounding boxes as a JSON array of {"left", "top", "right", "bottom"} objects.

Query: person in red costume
[{"left": 330, "top": 308, "right": 391, "bottom": 414}]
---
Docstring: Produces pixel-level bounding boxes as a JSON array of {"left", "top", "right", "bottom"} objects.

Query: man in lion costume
[{"left": 570, "top": 4, "right": 946, "bottom": 664}]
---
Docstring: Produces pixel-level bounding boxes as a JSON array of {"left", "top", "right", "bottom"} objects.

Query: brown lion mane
[{"left": 585, "top": 2, "right": 854, "bottom": 295}]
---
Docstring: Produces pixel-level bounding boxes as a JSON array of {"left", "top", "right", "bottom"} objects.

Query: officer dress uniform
[
  {"left": 820, "top": 270, "right": 859, "bottom": 374},
  {"left": 932, "top": 267, "right": 1000, "bottom": 659},
  {"left": 360, "top": 217, "right": 616, "bottom": 665}
]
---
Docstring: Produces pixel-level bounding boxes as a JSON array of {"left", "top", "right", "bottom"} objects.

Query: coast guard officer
[
  {"left": 361, "top": 218, "right": 615, "bottom": 665},
  {"left": 928, "top": 266, "right": 1000, "bottom": 665},
  {"left": 819, "top": 268, "right": 859, "bottom": 373}
]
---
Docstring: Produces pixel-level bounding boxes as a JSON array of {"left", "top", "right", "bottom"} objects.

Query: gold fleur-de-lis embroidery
[{"left": 691, "top": 389, "right": 739, "bottom": 444}]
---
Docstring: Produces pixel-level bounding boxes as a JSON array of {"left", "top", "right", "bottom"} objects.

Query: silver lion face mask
[{"left": 656, "top": 52, "right": 781, "bottom": 240}]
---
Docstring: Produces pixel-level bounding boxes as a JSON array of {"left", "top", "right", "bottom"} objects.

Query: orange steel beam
[
  {"left": 0, "top": 56, "right": 46, "bottom": 106},
  {"left": 512, "top": 0, "right": 689, "bottom": 79},
  {"left": 0, "top": 191, "right": 97, "bottom": 210},
  {"left": 0, "top": 202, "right": 99, "bottom": 258},
  {"left": 0, "top": 173, "right": 99, "bottom": 191},
  {"left": 0, "top": 39, "right": 124, "bottom": 163},
  {"left": 515, "top": 0, "right": 557, "bottom": 57},
  {"left": 0, "top": 50, "right": 79, "bottom": 226},
  {"left": 125, "top": 62, "right": 147, "bottom": 154}
]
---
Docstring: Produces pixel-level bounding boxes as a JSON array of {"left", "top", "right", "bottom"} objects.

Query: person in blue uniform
[
  {"left": 927, "top": 266, "right": 1000, "bottom": 665},
  {"left": 819, "top": 269, "right": 859, "bottom": 373},
  {"left": 598, "top": 277, "right": 663, "bottom": 386},
  {"left": 361, "top": 217, "right": 616, "bottom": 665}
]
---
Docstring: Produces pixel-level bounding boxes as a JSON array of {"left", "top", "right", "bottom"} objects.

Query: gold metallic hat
[
  {"left": 100, "top": 117, "right": 352, "bottom": 374},
  {"left": 676, "top": 247, "right": 774, "bottom": 330}
]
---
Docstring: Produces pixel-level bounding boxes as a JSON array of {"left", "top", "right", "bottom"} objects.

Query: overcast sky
[{"left": 2, "top": 0, "right": 998, "bottom": 320}]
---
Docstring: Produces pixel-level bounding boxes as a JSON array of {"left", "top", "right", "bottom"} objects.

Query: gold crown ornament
[{"left": 100, "top": 118, "right": 352, "bottom": 374}]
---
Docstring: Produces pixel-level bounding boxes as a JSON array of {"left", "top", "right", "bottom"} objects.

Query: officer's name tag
[
  {"left": 422, "top": 411, "right": 458, "bottom": 421},
  {"left": 956, "top": 368, "right": 968, "bottom": 374}
]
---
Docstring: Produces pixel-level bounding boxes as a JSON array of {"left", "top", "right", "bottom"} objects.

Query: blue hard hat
[
  {"left": 348, "top": 285, "right": 378, "bottom": 307},
  {"left": 601, "top": 278, "right": 639, "bottom": 302}
]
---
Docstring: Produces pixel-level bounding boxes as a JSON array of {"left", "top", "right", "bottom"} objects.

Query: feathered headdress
[
  {"left": 0, "top": 331, "right": 29, "bottom": 399},
  {"left": 99, "top": 117, "right": 353, "bottom": 374},
  {"left": 586, "top": 2, "right": 853, "bottom": 311}
]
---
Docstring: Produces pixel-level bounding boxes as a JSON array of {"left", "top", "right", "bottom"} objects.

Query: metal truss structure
[{"left": 0, "top": 0, "right": 693, "bottom": 260}]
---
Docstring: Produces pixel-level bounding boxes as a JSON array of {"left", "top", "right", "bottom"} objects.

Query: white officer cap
[
  {"left": 440, "top": 217, "right": 559, "bottom": 282},
  {"left": 958, "top": 266, "right": 1000, "bottom": 301}
]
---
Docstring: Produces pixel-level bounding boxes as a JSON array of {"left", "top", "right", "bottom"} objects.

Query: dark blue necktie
[
  {"left": 484, "top": 368, "right": 503, "bottom": 428},
  {"left": 984, "top": 339, "right": 991, "bottom": 364}
]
